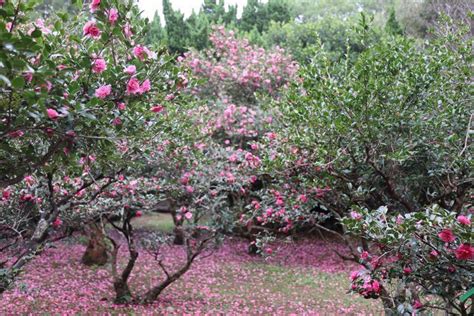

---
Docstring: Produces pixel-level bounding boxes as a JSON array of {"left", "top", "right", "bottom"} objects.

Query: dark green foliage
[
  {"left": 385, "top": 8, "right": 403, "bottom": 36},
  {"left": 187, "top": 11, "right": 211, "bottom": 51},
  {"left": 145, "top": 11, "right": 165, "bottom": 46},
  {"left": 162, "top": 0, "right": 190, "bottom": 54},
  {"left": 273, "top": 18, "right": 473, "bottom": 215},
  {"left": 240, "top": 0, "right": 291, "bottom": 33}
]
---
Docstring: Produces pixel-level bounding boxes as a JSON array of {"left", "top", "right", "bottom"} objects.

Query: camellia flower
[
  {"left": 350, "top": 211, "right": 363, "bottom": 221},
  {"left": 132, "top": 45, "right": 152, "bottom": 60},
  {"left": 371, "top": 280, "right": 381, "bottom": 294},
  {"left": 112, "top": 117, "right": 122, "bottom": 126},
  {"left": 455, "top": 243, "right": 474, "bottom": 260},
  {"left": 403, "top": 267, "right": 412, "bottom": 275},
  {"left": 135, "top": 210, "right": 143, "bottom": 217},
  {"left": 413, "top": 300, "right": 423, "bottom": 310},
  {"left": 360, "top": 251, "right": 369, "bottom": 260},
  {"left": 350, "top": 271, "right": 359, "bottom": 281},
  {"left": 126, "top": 77, "right": 141, "bottom": 95},
  {"left": 438, "top": 229, "right": 455, "bottom": 243},
  {"left": 457, "top": 215, "right": 471, "bottom": 226},
  {"left": 92, "top": 57, "right": 107, "bottom": 73},
  {"left": 123, "top": 22, "right": 133, "bottom": 38},
  {"left": 140, "top": 79, "right": 151, "bottom": 93},
  {"left": 23, "top": 71, "right": 33, "bottom": 83},
  {"left": 184, "top": 212, "right": 193, "bottom": 220},
  {"left": 124, "top": 65, "right": 136, "bottom": 75},
  {"left": 52, "top": 217, "right": 62, "bottom": 228},
  {"left": 8, "top": 130, "right": 24, "bottom": 138},
  {"left": 429, "top": 249, "right": 439, "bottom": 259},
  {"left": 117, "top": 102, "right": 126, "bottom": 111},
  {"left": 298, "top": 194, "right": 308, "bottom": 203},
  {"left": 47, "top": 108, "right": 59, "bottom": 120},
  {"left": 83, "top": 21, "right": 101, "bottom": 39},
  {"left": 107, "top": 8, "right": 118, "bottom": 24},
  {"left": 95, "top": 84, "right": 111, "bottom": 99},
  {"left": 89, "top": 0, "right": 100, "bottom": 12},
  {"left": 151, "top": 105, "right": 164, "bottom": 113}
]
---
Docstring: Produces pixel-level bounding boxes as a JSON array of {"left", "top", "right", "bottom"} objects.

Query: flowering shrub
[
  {"left": 343, "top": 205, "right": 473, "bottom": 315},
  {"left": 0, "top": 0, "right": 182, "bottom": 188},
  {"left": 268, "top": 17, "right": 472, "bottom": 222},
  {"left": 183, "top": 25, "right": 299, "bottom": 104},
  {"left": 0, "top": 0, "right": 192, "bottom": 296}
]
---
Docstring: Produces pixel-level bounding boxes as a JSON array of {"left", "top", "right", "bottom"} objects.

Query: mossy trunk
[{"left": 81, "top": 223, "right": 108, "bottom": 266}]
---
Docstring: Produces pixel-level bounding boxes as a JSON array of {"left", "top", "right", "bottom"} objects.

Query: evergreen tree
[
  {"left": 163, "top": 0, "right": 189, "bottom": 54},
  {"left": 201, "top": 0, "right": 226, "bottom": 24},
  {"left": 223, "top": 4, "right": 238, "bottom": 25},
  {"left": 385, "top": 7, "right": 404, "bottom": 36},
  {"left": 266, "top": 0, "right": 291, "bottom": 25},
  {"left": 187, "top": 11, "right": 211, "bottom": 50},
  {"left": 146, "top": 11, "right": 165, "bottom": 46},
  {"left": 240, "top": 0, "right": 262, "bottom": 32}
]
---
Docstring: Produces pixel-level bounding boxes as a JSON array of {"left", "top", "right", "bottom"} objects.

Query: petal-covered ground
[{"left": 1, "top": 237, "right": 381, "bottom": 315}]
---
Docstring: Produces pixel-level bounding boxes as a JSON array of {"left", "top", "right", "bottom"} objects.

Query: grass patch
[{"left": 132, "top": 212, "right": 175, "bottom": 233}]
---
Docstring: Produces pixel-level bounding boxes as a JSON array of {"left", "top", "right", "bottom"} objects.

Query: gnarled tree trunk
[{"left": 81, "top": 223, "right": 108, "bottom": 266}]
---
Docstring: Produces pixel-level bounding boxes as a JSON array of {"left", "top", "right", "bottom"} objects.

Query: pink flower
[
  {"left": 350, "top": 271, "right": 359, "bottom": 281},
  {"left": 360, "top": 251, "right": 369, "bottom": 260},
  {"left": 135, "top": 210, "right": 142, "bottom": 217},
  {"left": 92, "top": 58, "right": 107, "bottom": 73},
  {"left": 47, "top": 108, "right": 59, "bottom": 120},
  {"left": 403, "top": 267, "right": 412, "bottom": 275},
  {"left": 265, "top": 248, "right": 273, "bottom": 255},
  {"left": 438, "top": 229, "right": 455, "bottom": 243},
  {"left": 298, "top": 194, "right": 308, "bottom": 203},
  {"left": 413, "top": 300, "right": 423, "bottom": 310},
  {"left": 124, "top": 65, "right": 136, "bottom": 75},
  {"left": 8, "top": 130, "right": 24, "bottom": 138},
  {"left": 151, "top": 105, "right": 164, "bottom": 113},
  {"left": 52, "top": 218, "right": 63, "bottom": 228},
  {"left": 133, "top": 45, "right": 151, "bottom": 60},
  {"left": 429, "top": 250, "right": 439, "bottom": 259},
  {"left": 112, "top": 117, "right": 122, "bottom": 126},
  {"left": 83, "top": 21, "right": 101, "bottom": 39},
  {"left": 117, "top": 102, "right": 126, "bottom": 110},
  {"left": 89, "top": 0, "right": 100, "bottom": 12},
  {"left": 126, "top": 77, "right": 141, "bottom": 95},
  {"left": 107, "top": 8, "right": 118, "bottom": 24},
  {"left": 23, "top": 71, "right": 33, "bottom": 83},
  {"left": 0, "top": 0, "right": 4, "bottom": 7},
  {"left": 184, "top": 212, "right": 193, "bottom": 220},
  {"left": 95, "top": 84, "right": 111, "bottom": 99},
  {"left": 140, "top": 79, "right": 151, "bottom": 93},
  {"left": 396, "top": 214, "right": 404, "bottom": 225},
  {"left": 457, "top": 215, "right": 471, "bottom": 226},
  {"left": 123, "top": 23, "right": 133, "bottom": 38},
  {"left": 350, "top": 211, "right": 362, "bottom": 221},
  {"left": 371, "top": 280, "right": 381, "bottom": 294},
  {"left": 455, "top": 243, "right": 474, "bottom": 260}
]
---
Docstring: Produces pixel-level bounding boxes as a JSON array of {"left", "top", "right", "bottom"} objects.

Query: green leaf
[
  {"left": 11, "top": 76, "right": 25, "bottom": 89},
  {"left": 460, "top": 288, "right": 474, "bottom": 303},
  {"left": 31, "top": 29, "right": 42, "bottom": 38}
]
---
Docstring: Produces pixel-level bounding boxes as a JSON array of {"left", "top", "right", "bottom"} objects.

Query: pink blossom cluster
[{"left": 183, "top": 26, "right": 299, "bottom": 102}]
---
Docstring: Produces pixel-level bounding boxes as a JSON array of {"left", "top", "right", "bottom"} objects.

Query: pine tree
[
  {"left": 385, "top": 8, "right": 404, "bottom": 36},
  {"left": 163, "top": 0, "right": 189, "bottom": 54},
  {"left": 145, "top": 11, "right": 165, "bottom": 46}
]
